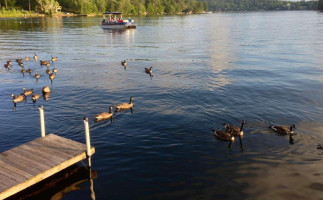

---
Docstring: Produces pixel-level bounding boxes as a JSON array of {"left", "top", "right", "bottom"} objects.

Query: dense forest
[
  {"left": 319, "top": 0, "right": 323, "bottom": 10},
  {"left": 206, "top": 0, "right": 318, "bottom": 11},
  {"left": 0, "top": 0, "right": 320, "bottom": 15},
  {"left": 0, "top": 0, "right": 208, "bottom": 15}
]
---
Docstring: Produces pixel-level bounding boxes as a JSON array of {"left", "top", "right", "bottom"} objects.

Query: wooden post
[
  {"left": 39, "top": 106, "right": 46, "bottom": 137},
  {"left": 83, "top": 117, "right": 92, "bottom": 167}
]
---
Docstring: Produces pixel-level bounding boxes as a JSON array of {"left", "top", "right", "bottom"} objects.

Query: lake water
[{"left": 0, "top": 11, "right": 323, "bottom": 200}]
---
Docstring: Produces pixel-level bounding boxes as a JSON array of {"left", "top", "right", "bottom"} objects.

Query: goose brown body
[
  {"left": 121, "top": 60, "right": 127, "bottom": 67},
  {"left": 22, "top": 88, "right": 33, "bottom": 96},
  {"left": 49, "top": 73, "right": 55, "bottom": 83},
  {"left": 11, "top": 94, "right": 25, "bottom": 103},
  {"left": 145, "top": 67, "right": 152, "bottom": 74},
  {"left": 116, "top": 97, "right": 134, "bottom": 110},
  {"left": 96, "top": 106, "right": 114, "bottom": 120},
  {"left": 34, "top": 53, "right": 38, "bottom": 61},
  {"left": 32, "top": 93, "right": 40, "bottom": 102},
  {"left": 51, "top": 55, "right": 58, "bottom": 62},
  {"left": 42, "top": 86, "right": 51, "bottom": 93},
  {"left": 40, "top": 60, "right": 50, "bottom": 66},
  {"left": 212, "top": 129, "right": 234, "bottom": 142},
  {"left": 35, "top": 72, "right": 40, "bottom": 80},
  {"left": 53, "top": 67, "right": 58, "bottom": 73},
  {"left": 269, "top": 124, "right": 296, "bottom": 135},
  {"left": 224, "top": 120, "right": 245, "bottom": 136}
]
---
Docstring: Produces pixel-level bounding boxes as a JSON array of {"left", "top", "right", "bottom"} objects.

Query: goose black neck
[{"left": 240, "top": 120, "right": 245, "bottom": 132}]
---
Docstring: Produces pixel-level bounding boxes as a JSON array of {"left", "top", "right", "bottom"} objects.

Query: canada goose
[
  {"left": 49, "top": 73, "right": 55, "bottom": 85},
  {"left": 18, "top": 62, "right": 24, "bottom": 67},
  {"left": 42, "top": 86, "right": 50, "bottom": 93},
  {"left": 22, "top": 88, "right": 33, "bottom": 96},
  {"left": 115, "top": 97, "right": 134, "bottom": 110},
  {"left": 212, "top": 129, "right": 234, "bottom": 142},
  {"left": 27, "top": 68, "right": 32, "bottom": 75},
  {"left": 51, "top": 55, "right": 58, "bottom": 62},
  {"left": 46, "top": 67, "right": 51, "bottom": 74},
  {"left": 4, "top": 63, "right": 11, "bottom": 70},
  {"left": 145, "top": 67, "right": 152, "bottom": 74},
  {"left": 11, "top": 94, "right": 25, "bottom": 103},
  {"left": 40, "top": 60, "right": 50, "bottom": 66},
  {"left": 21, "top": 68, "right": 26, "bottom": 76},
  {"left": 43, "top": 92, "right": 51, "bottom": 100},
  {"left": 121, "top": 60, "right": 127, "bottom": 67},
  {"left": 35, "top": 72, "right": 40, "bottom": 81},
  {"left": 32, "top": 93, "right": 40, "bottom": 103},
  {"left": 33, "top": 53, "right": 38, "bottom": 61},
  {"left": 224, "top": 120, "right": 245, "bottom": 136},
  {"left": 96, "top": 106, "right": 114, "bottom": 121},
  {"left": 25, "top": 57, "right": 31, "bottom": 61},
  {"left": 269, "top": 124, "right": 296, "bottom": 135},
  {"left": 53, "top": 67, "right": 58, "bottom": 73},
  {"left": 7, "top": 60, "right": 12, "bottom": 65},
  {"left": 16, "top": 58, "right": 22, "bottom": 63}
]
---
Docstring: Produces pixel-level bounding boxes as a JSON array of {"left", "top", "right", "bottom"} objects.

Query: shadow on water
[{"left": 6, "top": 165, "right": 97, "bottom": 200}]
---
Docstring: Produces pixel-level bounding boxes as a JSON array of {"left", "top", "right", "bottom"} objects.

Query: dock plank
[
  {"left": 0, "top": 154, "right": 43, "bottom": 177},
  {"left": 0, "top": 150, "right": 50, "bottom": 173},
  {"left": 0, "top": 173, "right": 18, "bottom": 188},
  {"left": 19, "top": 142, "right": 70, "bottom": 163},
  {"left": 0, "top": 134, "right": 95, "bottom": 200},
  {"left": 10, "top": 146, "right": 57, "bottom": 168}
]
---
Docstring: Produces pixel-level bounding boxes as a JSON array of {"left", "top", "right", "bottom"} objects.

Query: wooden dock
[{"left": 0, "top": 106, "right": 94, "bottom": 200}]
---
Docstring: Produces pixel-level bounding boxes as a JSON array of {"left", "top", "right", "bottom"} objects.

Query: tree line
[
  {"left": 0, "top": 0, "right": 208, "bottom": 15},
  {"left": 319, "top": 0, "right": 323, "bottom": 10},
  {"left": 206, "top": 0, "right": 319, "bottom": 11},
  {"left": 1, "top": 0, "right": 321, "bottom": 15}
]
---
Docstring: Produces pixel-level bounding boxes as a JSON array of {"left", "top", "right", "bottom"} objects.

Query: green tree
[
  {"left": 36, "top": 0, "right": 60, "bottom": 14},
  {"left": 319, "top": 0, "right": 323, "bottom": 10}
]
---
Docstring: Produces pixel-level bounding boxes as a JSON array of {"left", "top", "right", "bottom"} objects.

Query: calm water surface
[{"left": 0, "top": 11, "right": 323, "bottom": 200}]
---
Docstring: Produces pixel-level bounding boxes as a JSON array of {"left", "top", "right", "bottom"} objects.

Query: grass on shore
[{"left": 0, "top": 8, "right": 43, "bottom": 18}]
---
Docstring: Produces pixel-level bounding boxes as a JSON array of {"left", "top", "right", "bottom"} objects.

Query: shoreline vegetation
[{"left": 0, "top": 0, "right": 321, "bottom": 19}]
